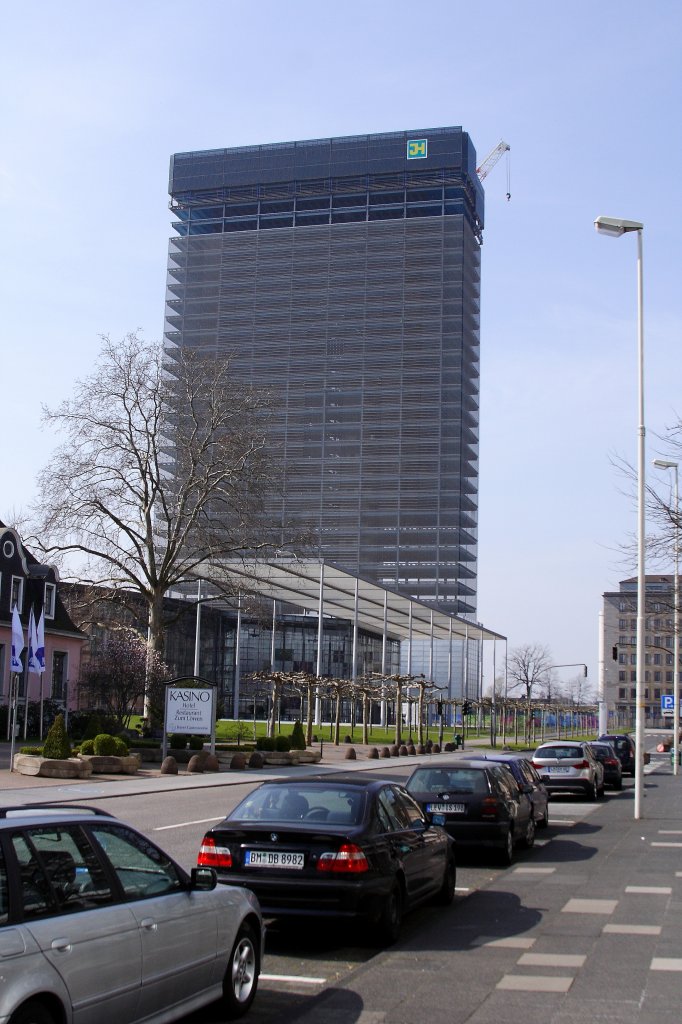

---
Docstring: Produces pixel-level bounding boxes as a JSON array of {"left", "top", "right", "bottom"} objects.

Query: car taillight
[
  {"left": 317, "top": 843, "right": 369, "bottom": 873},
  {"left": 572, "top": 760, "right": 590, "bottom": 770},
  {"left": 197, "top": 835, "right": 233, "bottom": 869},
  {"left": 531, "top": 762, "right": 542, "bottom": 770},
  {"left": 481, "top": 796, "right": 501, "bottom": 820},
  {"left": 605, "top": 757, "right": 619, "bottom": 767}
]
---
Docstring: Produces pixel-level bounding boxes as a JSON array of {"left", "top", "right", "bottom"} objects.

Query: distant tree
[
  {"left": 28, "top": 332, "right": 291, "bottom": 687},
  {"left": 508, "top": 643, "right": 553, "bottom": 744},
  {"left": 79, "top": 628, "right": 168, "bottom": 730}
]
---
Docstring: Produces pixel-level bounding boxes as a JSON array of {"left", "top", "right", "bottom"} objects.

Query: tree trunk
[
  {"left": 305, "top": 683, "right": 315, "bottom": 745},
  {"left": 394, "top": 681, "right": 403, "bottom": 745}
]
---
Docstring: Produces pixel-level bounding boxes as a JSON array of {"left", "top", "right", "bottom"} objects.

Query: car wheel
[
  {"left": 598, "top": 782, "right": 606, "bottom": 798},
  {"left": 434, "top": 855, "right": 456, "bottom": 905},
  {"left": 522, "top": 814, "right": 536, "bottom": 848},
  {"left": 376, "top": 883, "right": 403, "bottom": 945},
  {"left": 498, "top": 827, "right": 514, "bottom": 866},
  {"left": 221, "top": 922, "right": 260, "bottom": 1019},
  {"left": 538, "top": 805, "right": 550, "bottom": 829},
  {"left": 587, "top": 780, "right": 598, "bottom": 801},
  {"left": 9, "top": 1001, "right": 57, "bottom": 1024},
  {"left": 614, "top": 778, "right": 623, "bottom": 790}
]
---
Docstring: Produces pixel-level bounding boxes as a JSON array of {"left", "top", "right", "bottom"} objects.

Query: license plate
[
  {"left": 244, "top": 850, "right": 305, "bottom": 869},
  {"left": 547, "top": 766, "right": 570, "bottom": 773},
  {"left": 426, "top": 802, "right": 465, "bottom": 813}
]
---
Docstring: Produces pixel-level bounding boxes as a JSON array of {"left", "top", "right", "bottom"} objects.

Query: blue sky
[{"left": 2, "top": 1, "right": 681, "bottom": 686}]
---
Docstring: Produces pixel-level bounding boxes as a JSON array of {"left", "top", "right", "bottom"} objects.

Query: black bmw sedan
[{"left": 197, "top": 774, "right": 456, "bottom": 945}]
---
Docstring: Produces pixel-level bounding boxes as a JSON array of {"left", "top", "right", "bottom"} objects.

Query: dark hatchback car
[
  {"left": 597, "top": 734, "right": 637, "bottom": 776},
  {"left": 197, "top": 775, "right": 456, "bottom": 945},
  {"left": 476, "top": 753, "right": 550, "bottom": 829},
  {"left": 405, "top": 759, "right": 536, "bottom": 865},
  {"left": 589, "top": 741, "right": 624, "bottom": 789}
]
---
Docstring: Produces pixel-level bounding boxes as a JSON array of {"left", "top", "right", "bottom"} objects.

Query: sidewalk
[{"left": 285, "top": 752, "right": 682, "bottom": 1024}]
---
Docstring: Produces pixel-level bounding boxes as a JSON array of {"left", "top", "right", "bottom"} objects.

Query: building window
[
  {"left": 618, "top": 671, "right": 626, "bottom": 682},
  {"left": 630, "top": 687, "right": 636, "bottom": 698},
  {"left": 52, "top": 652, "right": 67, "bottom": 702},
  {"left": 619, "top": 619, "right": 627, "bottom": 629},
  {"left": 654, "top": 687, "right": 661, "bottom": 698},
  {"left": 10, "top": 576, "right": 23, "bottom": 611},
  {"left": 44, "top": 583, "right": 56, "bottom": 619},
  {"left": 654, "top": 653, "right": 662, "bottom": 665},
  {"left": 619, "top": 653, "right": 626, "bottom": 664},
  {"left": 666, "top": 671, "right": 673, "bottom": 683},
  {"left": 618, "top": 687, "right": 626, "bottom": 699},
  {"left": 654, "top": 673, "right": 661, "bottom": 683},
  {"left": 619, "top": 635, "right": 627, "bottom": 645}
]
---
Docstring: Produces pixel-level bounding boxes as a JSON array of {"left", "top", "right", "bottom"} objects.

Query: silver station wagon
[{"left": 0, "top": 804, "right": 263, "bottom": 1024}]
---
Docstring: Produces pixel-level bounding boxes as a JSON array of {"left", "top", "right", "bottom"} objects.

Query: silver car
[
  {"left": 531, "top": 741, "right": 605, "bottom": 800},
  {"left": 0, "top": 804, "right": 263, "bottom": 1024}
]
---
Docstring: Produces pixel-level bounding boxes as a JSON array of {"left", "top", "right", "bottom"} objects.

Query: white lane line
[
  {"left": 513, "top": 867, "right": 556, "bottom": 874},
  {"left": 260, "top": 974, "right": 326, "bottom": 985},
  {"left": 455, "top": 886, "right": 471, "bottom": 892},
  {"left": 603, "top": 924, "right": 661, "bottom": 935},
  {"left": 651, "top": 842, "right": 682, "bottom": 848},
  {"left": 658, "top": 830, "right": 682, "bottom": 834},
  {"left": 625, "top": 886, "right": 672, "bottom": 895},
  {"left": 474, "top": 936, "right": 536, "bottom": 949},
  {"left": 650, "top": 958, "right": 682, "bottom": 972},
  {"left": 518, "top": 953, "right": 586, "bottom": 968},
  {"left": 562, "top": 898, "right": 618, "bottom": 914},
  {"left": 497, "top": 975, "right": 573, "bottom": 992},
  {"left": 154, "top": 817, "right": 224, "bottom": 831}
]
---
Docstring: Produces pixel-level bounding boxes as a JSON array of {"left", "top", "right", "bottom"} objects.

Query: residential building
[
  {"left": 602, "top": 576, "right": 681, "bottom": 729},
  {"left": 0, "top": 523, "right": 84, "bottom": 723}
]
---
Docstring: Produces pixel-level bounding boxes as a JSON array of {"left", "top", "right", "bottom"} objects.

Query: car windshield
[
  {"left": 537, "top": 746, "right": 582, "bottom": 760},
  {"left": 230, "top": 785, "right": 365, "bottom": 824},
  {"left": 407, "top": 769, "right": 488, "bottom": 795}
]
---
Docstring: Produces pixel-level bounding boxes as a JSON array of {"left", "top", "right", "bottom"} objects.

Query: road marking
[
  {"left": 650, "top": 842, "right": 682, "bottom": 848},
  {"left": 260, "top": 974, "right": 326, "bottom": 985},
  {"left": 154, "top": 817, "right": 224, "bottom": 831},
  {"left": 497, "top": 975, "right": 573, "bottom": 992},
  {"left": 625, "top": 885, "right": 672, "bottom": 895},
  {"left": 513, "top": 867, "right": 556, "bottom": 874},
  {"left": 650, "top": 958, "right": 682, "bottom": 972},
  {"left": 455, "top": 886, "right": 470, "bottom": 892},
  {"left": 474, "top": 936, "right": 536, "bottom": 949},
  {"left": 518, "top": 953, "right": 586, "bottom": 968},
  {"left": 562, "top": 898, "right": 618, "bottom": 914},
  {"left": 603, "top": 924, "right": 661, "bottom": 935},
  {"left": 658, "top": 829, "right": 682, "bottom": 834}
]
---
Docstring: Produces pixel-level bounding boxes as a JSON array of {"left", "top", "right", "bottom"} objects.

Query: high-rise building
[{"left": 165, "top": 127, "right": 484, "bottom": 617}]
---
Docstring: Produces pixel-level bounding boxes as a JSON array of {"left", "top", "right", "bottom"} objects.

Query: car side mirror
[{"left": 191, "top": 866, "right": 217, "bottom": 891}]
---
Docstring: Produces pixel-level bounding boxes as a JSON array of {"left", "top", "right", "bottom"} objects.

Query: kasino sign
[{"left": 165, "top": 684, "right": 215, "bottom": 735}]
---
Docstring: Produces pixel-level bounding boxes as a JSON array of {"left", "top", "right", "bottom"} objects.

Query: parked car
[
  {"left": 405, "top": 758, "right": 536, "bottom": 865},
  {"left": 476, "top": 752, "right": 550, "bottom": 828},
  {"left": 197, "top": 774, "right": 456, "bottom": 945},
  {"left": 597, "top": 733, "right": 637, "bottom": 776},
  {"left": 0, "top": 803, "right": 263, "bottom": 1024},
  {"left": 589, "top": 741, "right": 624, "bottom": 789},
  {"left": 531, "top": 740, "right": 605, "bottom": 800}
]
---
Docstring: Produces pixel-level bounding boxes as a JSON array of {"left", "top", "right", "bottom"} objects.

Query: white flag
[
  {"left": 36, "top": 609, "right": 46, "bottom": 673},
  {"left": 28, "top": 606, "right": 40, "bottom": 673},
  {"left": 11, "top": 604, "right": 25, "bottom": 672}
]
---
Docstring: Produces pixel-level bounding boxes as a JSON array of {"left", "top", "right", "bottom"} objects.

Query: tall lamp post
[
  {"left": 653, "top": 459, "right": 679, "bottom": 776},
  {"left": 595, "top": 215, "right": 646, "bottom": 819}
]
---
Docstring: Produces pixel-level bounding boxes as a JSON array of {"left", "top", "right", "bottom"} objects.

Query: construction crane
[{"left": 476, "top": 141, "right": 511, "bottom": 200}]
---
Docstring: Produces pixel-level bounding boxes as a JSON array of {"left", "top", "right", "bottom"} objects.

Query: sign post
[{"left": 162, "top": 676, "right": 216, "bottom": 761}]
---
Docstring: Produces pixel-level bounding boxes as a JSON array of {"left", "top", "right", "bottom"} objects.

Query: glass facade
[{"left": 165, "top": 127, "right": 483, "bottom": 616}]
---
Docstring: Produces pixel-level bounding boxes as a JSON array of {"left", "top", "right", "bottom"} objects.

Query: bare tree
[
  {"left": 508, "top": 643, "right": 553, "bottom": 744},
  {"left": 28, "top": 333, "right": 289, "bottom": 669},
  {"left": 79, "top": 627, "right": 168, "bottom": 729}
]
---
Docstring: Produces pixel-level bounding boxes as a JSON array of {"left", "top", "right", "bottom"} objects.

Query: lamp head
[
  {"left": 653, "top": 459, "right": 678, "bottom": 470},
  {"left": 594, "top": 216, "right": 643, "bottom": 237}
]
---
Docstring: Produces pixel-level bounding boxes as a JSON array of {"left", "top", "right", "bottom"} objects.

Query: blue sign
[{"left": 661, "top": 694, "right": 675, "bottom": 713}]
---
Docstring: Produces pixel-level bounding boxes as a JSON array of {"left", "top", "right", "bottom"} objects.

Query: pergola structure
[{"left": 193, "top": 557, "right": 506, "bottom": 716}]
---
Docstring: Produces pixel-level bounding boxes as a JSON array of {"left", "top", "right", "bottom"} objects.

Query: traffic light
[
  {"left": 612, "top": 646, "right": 618, "bottom": 661},
  {"left": 437, "top": 701, "right": 443, "bottom": 716},
  {"left": 462, "top": 700, "right": 471, "bottom": 716}
]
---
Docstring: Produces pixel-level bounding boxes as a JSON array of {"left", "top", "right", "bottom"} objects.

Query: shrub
[
  {"left": 290, "top": 720, "right": 306, "bottom": 751},
  {"left": 93, "top": 733, "right": 118, "bottom": 756},
  {"left": 188, "top": 735, "right": 205, "bottom": 751},
  {"left": 275, "top": 735, "right": 291, "bottom": 752},
  {"left": 256, "top": 736, "right": 276, "bottom": 751},
  {"left": 115, "top": 732, "right": 131, "bottom": 750},
  {"left": 42, "top": 714, "right": 72, "bottom": 759},
  {"left": 80, "top": 740, "right": 95, "bottom": 755},
  {"left": 168, "top": 734, "right": 187, "bottom": 750},
  {"left": 20, "top": 746, "right": 43, "bottom": 756}
]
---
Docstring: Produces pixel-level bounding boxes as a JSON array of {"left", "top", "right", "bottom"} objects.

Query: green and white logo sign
[{"left": 407, "top": 139, "right": 428, "bottom": 159}]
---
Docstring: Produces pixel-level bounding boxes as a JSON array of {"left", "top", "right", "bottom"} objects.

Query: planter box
[
  {"left": 79, "top": 753, "right": 141, "bottom": 775},
  {"left": 264, "top": 750, "right": 322, "bottom": 766},
  {"left": 14, "top": 755, "right": 93, "bottom": 779}
]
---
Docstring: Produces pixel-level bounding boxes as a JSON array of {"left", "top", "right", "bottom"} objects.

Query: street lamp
[
  {"left": 595, "top": 215, "right": 645, "bottom": 819},
  {"left": 653, "top": 459, "right": 679, "bottom": 776}
]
